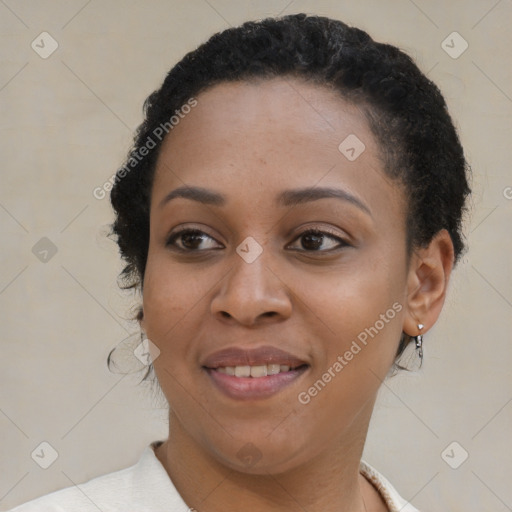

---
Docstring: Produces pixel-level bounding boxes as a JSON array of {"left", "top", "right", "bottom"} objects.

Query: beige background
[{"left": 1, "top": 0, "right": 511, "bottom": 510}]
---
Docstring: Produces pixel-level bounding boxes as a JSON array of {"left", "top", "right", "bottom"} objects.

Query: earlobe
[{"left": 403, "top": 229, "right": 455, "bottom": 336}]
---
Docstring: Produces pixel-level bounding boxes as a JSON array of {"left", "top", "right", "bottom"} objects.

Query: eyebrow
[{"left": 159, "top": 185, "right": 371, "bottom": 216}]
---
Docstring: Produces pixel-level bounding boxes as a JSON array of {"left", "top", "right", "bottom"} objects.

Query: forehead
[
  {"left": 159, "top": 77, "right": 374, "bottom": 154},
  {"left": 152, "top": 78, "right": 404, "bottom": 219}
]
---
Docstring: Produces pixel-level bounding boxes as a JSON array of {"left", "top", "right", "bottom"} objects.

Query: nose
[{"left": 210, "top": 251, "right": 292, "bottom": 327}]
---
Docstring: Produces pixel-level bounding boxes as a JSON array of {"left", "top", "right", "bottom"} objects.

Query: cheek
[
  {"left": 141, "top": 253, "right": 202, "bottom": 367},
  {"left": 141, "top": 258, "right": 199, "bottom": 405},
  {"left": 302, "top": 260, "right": 403, "bottom": 333},
  {"left": 142, "top": 251, "right": 204, "bottom": 329},
  {"left": 289, "top": 268, "right": 405, "bottom": 443},
  {"left": 141, "top": 250, "right": 226, "bottom": 388},
  {"left": 294, "top": 248, "right": 407, "bottom": 375}
]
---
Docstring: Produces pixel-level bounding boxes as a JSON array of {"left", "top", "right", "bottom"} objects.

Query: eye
[
  {"left": 166, "top": 227, "right": 349, "bottom": 253},
  {"left": 166, "top": 228, "right": 223, "bottom": 252},
  {"left": 287, "top": 229, "right": 349, "bottom": 252}
]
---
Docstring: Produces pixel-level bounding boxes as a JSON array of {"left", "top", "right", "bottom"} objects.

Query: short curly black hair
[{"left": 110, "top": 13, "right": 470, "bottom": 363}]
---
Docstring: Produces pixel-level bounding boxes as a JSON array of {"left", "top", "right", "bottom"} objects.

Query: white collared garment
[{"left": 9, "top": 441, "right": 419, "bottom": 512}]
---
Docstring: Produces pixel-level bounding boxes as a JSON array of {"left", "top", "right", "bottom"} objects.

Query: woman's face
[{"left": 142, "top": 78, "right": 412, "bottom": 473}]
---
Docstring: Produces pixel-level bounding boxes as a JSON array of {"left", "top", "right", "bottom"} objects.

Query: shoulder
[
  {"left": 8, "top": 463, "right": 140, "bottom": 512},
  {"left": 360, "top": 460, "right": 420, "bottom": 512},
  {"left": 8, "top": 442, "right": 188, "bottom": 512}
]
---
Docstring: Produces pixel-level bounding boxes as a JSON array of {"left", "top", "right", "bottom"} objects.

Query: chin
[{"left": 203, "top": 427, "right": 314, "bottom": 476}]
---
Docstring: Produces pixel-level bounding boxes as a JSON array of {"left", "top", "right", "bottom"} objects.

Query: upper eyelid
[
  {"left": 167, "top": 227, "right": 223, "bottom": 245},
  {"left": 286, "top": 229, "right": 349, "bottom": 250}
]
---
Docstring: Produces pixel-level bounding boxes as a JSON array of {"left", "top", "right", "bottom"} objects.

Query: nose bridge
[
  {"left": 228, "top": 232, "right": 273, "bottom": 291},
  {"left": 210, "top": 242, "right": 292, "bottom": 324},
  {"left": 229, "top": 248, "right": 269, "bottom": 295}
]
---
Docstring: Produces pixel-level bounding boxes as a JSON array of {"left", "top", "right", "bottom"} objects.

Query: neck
[{"left": 155, "top": 400, "right": 386, "bottom": 512}]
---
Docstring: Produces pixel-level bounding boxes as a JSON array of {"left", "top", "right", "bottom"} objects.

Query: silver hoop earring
[{"left": 414, "top": 323, "right": 424, "bottom": 363}]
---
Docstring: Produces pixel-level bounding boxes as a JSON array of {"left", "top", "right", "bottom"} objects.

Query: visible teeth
[
  {"left": 250, "top": 365, "right": 267, "bottom": 377},
  {"left": 234, "top": 365, "right": 251, "bottom": 377},
  {"left": 267, "top": 364, "right": 281, "bottom": 375},
  {"left": 215, "top": 364, "right": 299, "bottom": 378}
]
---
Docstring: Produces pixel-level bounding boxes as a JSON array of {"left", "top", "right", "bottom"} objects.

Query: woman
[{"left": 10, "top": 13, "right": 470, "bottom": 512}]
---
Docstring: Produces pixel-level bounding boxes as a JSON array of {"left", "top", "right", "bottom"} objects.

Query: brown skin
[{"left": 140, "top": 78, "right": 454, "bottom": 512}]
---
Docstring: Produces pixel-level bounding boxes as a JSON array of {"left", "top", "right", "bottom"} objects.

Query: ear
[{"left": 403, "top": 229, "right": 455, "bottom": 337}]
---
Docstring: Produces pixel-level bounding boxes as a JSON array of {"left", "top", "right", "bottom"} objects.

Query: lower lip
[{"left": 205, "top": 366, "right": 309, "bottom": 401}]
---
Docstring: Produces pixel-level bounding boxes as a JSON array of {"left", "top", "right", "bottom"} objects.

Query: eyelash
[{"left": 165, "top": 227, "right": 350, "bottom": 254}]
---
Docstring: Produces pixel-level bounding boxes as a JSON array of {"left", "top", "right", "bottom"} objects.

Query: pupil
[
  {"left": 182, "top": 231, "right": 202, "bottom": 249},
  {"left": 302, "top": 233, "right": 323, "bottom": 250}
]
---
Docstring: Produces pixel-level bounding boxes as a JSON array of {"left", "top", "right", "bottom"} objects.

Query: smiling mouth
[
  {"left": 211, "top": 363, "right": 308, "bottom": 378},
  {"left": 203, "top": 363, "right": 310, "bottom": 400},
  {"left": 201, "top": 345, "right": 310, "bottom": 400}
]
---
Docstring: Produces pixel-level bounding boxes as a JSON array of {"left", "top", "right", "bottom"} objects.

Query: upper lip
[{"left": 201, "top": 345, "right": 308, "bottom": 369}]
